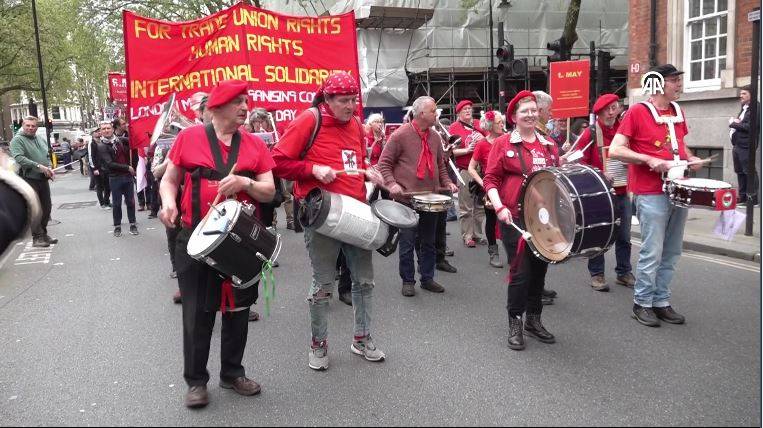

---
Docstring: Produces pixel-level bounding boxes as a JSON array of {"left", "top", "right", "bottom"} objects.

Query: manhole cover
[{"left": 58, "top": 201, "right": 98, "bottom": 209}]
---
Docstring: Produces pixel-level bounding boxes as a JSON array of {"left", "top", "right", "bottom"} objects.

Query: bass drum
[{"left": 518, "top": 164, "right": 619, "bottom": 263}]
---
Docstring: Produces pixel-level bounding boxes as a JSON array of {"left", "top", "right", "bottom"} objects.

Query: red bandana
[
  {"left": 315, "top": 71, "right": 359, "bottom": 98},
  {"left": 411, "top": 122, "right": 434, "bottom": 179}
]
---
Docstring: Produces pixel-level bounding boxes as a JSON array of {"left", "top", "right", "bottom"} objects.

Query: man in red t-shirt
[
  {"left": 574, "top": 94, "right": 635, "bottom": 292},
  {"left": 159, "top": 80, "right": 276, "bottom": 408},
  {"left": 609, "top": 64, "right": 702, "bottom": 328},
  {"left": 448, "top": 100, "right": 488, "bottom": 247},
  {"left": 272, "top": 72, "right": 386, "bottom": 372}
]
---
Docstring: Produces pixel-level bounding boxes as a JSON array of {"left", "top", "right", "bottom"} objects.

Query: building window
[
  {"left": 688, "top": 147, "right": 724, "bottom": 181},
  {"left": 684, "top": 0, "right": 728, "bottom": 90},
  {"left": 51, "top": 106, "right": 61, "bottom": 120}
]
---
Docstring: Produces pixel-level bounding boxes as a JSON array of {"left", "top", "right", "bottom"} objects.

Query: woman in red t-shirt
[
  {"left": 467, "top": 110, "right": 505, "bottom": 268},
  {"left": 483, "top": 91, "right": 560, "bottom": 351}
]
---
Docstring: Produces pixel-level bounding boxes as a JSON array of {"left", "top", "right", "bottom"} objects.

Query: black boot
[
  {"left": 507, "top": 316, "right": 525, "bottom": 350},
  {"left": 488, "top": 244, "right": 503, "bottom": 268},
  {"left": 524, "top": 313, "right": 555, "bottom": 343}
]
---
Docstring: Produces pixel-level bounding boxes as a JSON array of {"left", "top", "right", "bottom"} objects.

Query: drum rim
[
  {"left": 187, "top": 199, "right": 242, "bottom": 258},
  {"left": 412, "top": 193, "right": 452, "bottom": 202},
  {"left": 371, "top": 199, "right": 419, "bottom": 229},
  {"left": 520, "top": 169, "right": 575, "bottom": 262},
  {"left": 672, "top": 177, "right": 732, "bottom": 189}
]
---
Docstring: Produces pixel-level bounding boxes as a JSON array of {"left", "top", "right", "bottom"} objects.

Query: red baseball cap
[
  {"left": 207, "top": 80, "right": 249, "bottom": 109},
  {"left": 505, "top": 90, "right": 536, "bottom": 125},
  {"left": 455, "top": 100, "right": 473, "bottom": 114},
  {"left": 593, "top": 93, "right": 620, "bottom": 114}
]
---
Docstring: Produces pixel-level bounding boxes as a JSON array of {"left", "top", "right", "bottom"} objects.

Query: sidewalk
[{"left": 631, "top": 205, "right": 761, "bottom": 262}]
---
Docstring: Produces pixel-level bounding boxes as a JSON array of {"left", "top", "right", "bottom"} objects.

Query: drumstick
[
  {"left": 508, "top": 221, "right": 532, "bottom": 241},
  {"left": 685, "top": 154, "right": 718, "bottom": 167},
  {"left": 199, "top": 162, "right": 238, "bottom": 230}
]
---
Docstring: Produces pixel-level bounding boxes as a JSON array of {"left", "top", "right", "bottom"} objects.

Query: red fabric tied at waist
[
  {"left": 505, "top": 235, "right": 527, "bottom": 285},
  {"left": 220, "top": 278, "right": 236, "bottom": 314}
]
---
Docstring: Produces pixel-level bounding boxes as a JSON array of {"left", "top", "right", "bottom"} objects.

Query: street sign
[{"left": 749, "top": 10, "right": 760, "bottom": 22}]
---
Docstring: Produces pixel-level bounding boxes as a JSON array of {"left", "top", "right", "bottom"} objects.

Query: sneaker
[
  {"left": 420, "top": 280, "right": 445, "bottom": 293},
  {"left": 113, "top": 227, "right": 122, "bottom": 237},
  {"left": 464, "top": 238, "right": 476, "bottom": 248},
  {"left": 444, "top": 247, "right": 454, "bottom": 257},
  {"left": 351, "top": 336, "right": 386, "bottom": 362},
  {"left": 616, "top": 272, "right": 636, "bottom": 288},
  {"left": 308, "top": 342, "right": 329, "bottom": 371},
  {"left": 129, "top": 224, "right": 139, "bottom": 235},
  {"left": 590, "top": 274, "right": 610, "bottom": 292},
  {"left": 632, "top": 304, "right": 660, "bottom": 327},
  {"left": 653, "top": 306, "right": 685, "bottom": 324},
  {"left": 401, "top": 281, "right": 416, "bottom": 297}
]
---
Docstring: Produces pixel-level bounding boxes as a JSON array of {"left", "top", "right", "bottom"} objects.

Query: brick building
[{"left": 627, "top": 0, "right": 759, "bottom": 184}]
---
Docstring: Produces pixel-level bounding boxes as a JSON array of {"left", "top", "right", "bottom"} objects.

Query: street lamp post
[{"left": 31, "top": 0, "right": 53, "bottom": 156}]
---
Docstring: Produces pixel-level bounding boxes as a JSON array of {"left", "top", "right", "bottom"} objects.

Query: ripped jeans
[{"left": 304, "top": 227, "right": 375, "bottom": 345}]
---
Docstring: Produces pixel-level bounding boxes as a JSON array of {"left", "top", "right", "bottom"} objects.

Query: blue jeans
[
  {"left": 304, "top": 227, "right": 374, "bottom": 343},
  {"left": 109, "top": 175, "right": 136, "bottom": 226},
  {"left": 588, "top": 193, "right": 633, "bottom": 276},
  {"left": 632, "top": 194, "right": 688, "bottom": 308},
  {"left": 399, "top": 211, "right": 438, "bottom": 284}
]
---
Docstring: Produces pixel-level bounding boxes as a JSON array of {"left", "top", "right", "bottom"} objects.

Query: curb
[{"left": 631, "top": 231, "right": 761, "bottom": 262}]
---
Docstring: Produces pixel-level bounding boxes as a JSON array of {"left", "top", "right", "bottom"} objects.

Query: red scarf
[
  {"left": 597, "top": 118, "right": 619, "bottom": 145},
  {"left": 411, "top": 122, "right": 434, "bottom": 179}
]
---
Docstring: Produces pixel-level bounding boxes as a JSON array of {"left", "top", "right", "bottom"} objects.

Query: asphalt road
[{"left": 0, "top": 172, "right": 760, "bottom": 426}]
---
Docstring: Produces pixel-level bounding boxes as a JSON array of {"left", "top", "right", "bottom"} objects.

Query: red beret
[
  {"left": 506, "top": 90, "right": 536, "bottom": 125},
  {"left": 207, "top": 80, "right": 249, "bottom": 109},
  {"left": 317, "top": 71, "right": 359, "bottom": 97},
  {"left": 455, "top": 100, "right": 473, "bottom": 114},
  {"left": 593, "top": 93, "right": 620, "bottom": 114}
]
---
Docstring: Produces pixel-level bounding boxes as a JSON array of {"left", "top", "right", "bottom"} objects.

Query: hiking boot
[
  {"left": 113, "top": 227, "right": 122, "bottom": 237},
  {"left": 616, "top": 272, "right": 636, "bottom": 288},
  {"left": 524, "top": 313, "right": 556, "bottom": 343},
  {"left": 350, "top": 336, "right": 386, "bottom": 362},
  {"left": 653, "top": 306, "right": 685, "bottom": 324},
  {"left": 129, "top": 224, "right": 139, "bottom": 235},
  {"left": 488, "top": 244, "right": 503, "bottom": 268},
  {"left": 43, "top": 235, "right": 58, "bottom": 245},
  {"left": 632, "top": 304, "right": 660, "bottom": 327},
  {"left": 420, "top": 280, "right": 445, "bottom": 293},
  {"left": 590, "top": 274, "right": 610, "bottom": 292},
  {"left": 184, "top": 386, "right": 209, "bottom": 408},
  {"left": 401, "top": 281, "right": 416, "bottom": 297},
  {"left": 308, "top": 341, "right": 329, "bottom": 371},
  {"left": 508, "top": 316, "right": 525, "bottom": 350},
  {"left": 32, "top": 237, "right": 49, "bottom": 248},
  {"left": 436, "top": 260, "right": 457, "bottom": 273}
]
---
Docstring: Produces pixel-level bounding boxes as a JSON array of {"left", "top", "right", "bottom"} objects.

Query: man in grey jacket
[{"left": 9, "top": 116, "right": 57, "bottom": 248}]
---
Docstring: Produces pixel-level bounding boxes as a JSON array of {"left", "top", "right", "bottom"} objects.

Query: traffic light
[
  {"left": 11, "top": 120, "right": 20, "bottom": 133},
  {"left": 596, "top": 50, "right": 615, "bottom": 95},
  {"left": 497, "top": 44, "right": 527, "bottom": 78},
  {"left": 547, "top": 37, "right": 570, "bottom": 63}
]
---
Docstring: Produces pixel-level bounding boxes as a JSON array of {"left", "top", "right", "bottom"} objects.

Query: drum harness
[
  {"left": 191, "top": 124, "right": 277, "bottom": 315},
  {"left": 639, "top": 101, "right": 686, "bottom": 192}
]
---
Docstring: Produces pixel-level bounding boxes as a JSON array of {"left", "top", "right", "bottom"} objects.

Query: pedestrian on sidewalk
[
  {"left": 609, "top": 64, "right": 703, "bottom": 328},
  {"left": 95, "top": 120, "right": 138, "bottom": 237},
  {"left": 9, "top": 116, "right": 58, "bottom": 248},
  {"left": 88, "top": 129, "right": 111, "bottom": 208},
  {"left": 575, "top": 93, "right": 635, "bottom": 292},
  {"left": 159, "top": 79, "right": 275, "bottom": 408},
  {"left": 729, "top": 84, "right": 758, "bottom": 205}
]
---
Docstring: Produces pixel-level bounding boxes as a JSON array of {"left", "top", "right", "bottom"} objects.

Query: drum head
[
  {"left": 187, "top": 199, "right": 240, "bottom": 257},
  {"left": 413, "top": 193, "right": 451, "bottom": 202},
  {"left": 372, "top": 199, "right": 418, "bottom": 229},
  {"left": 675, "top": 177, "right": 731, "bottom": 189},
  {"left": 521, "top": 170, "right": 576, "bottom": 262}
]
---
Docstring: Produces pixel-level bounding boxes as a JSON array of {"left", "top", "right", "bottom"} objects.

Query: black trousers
[
  {"left": 166, "top": 225, "right": 179, "bottom": 272},
  {"left": 260, "top": 203, "right": 276, "bottom": 228},
  {"left": 500, "top": 223, "right": 548, "bottom": 318},
  {"left": 733, "top": 147, "right": 759, "bottom": 200},
  {"left": 176, "top": 229, "right": 250, "bottom": 387},
  {"left": 484, "top": 207, "right": 497, "bottom": 246},
  {"left": 23, "top": 177, "right": 51, "bottom": 238},
  {"left": 435, "top": 211, "right": 447, "bottom": 263},
  {"left": 96, "top": 173, "right": 111, "bottom": 206}
]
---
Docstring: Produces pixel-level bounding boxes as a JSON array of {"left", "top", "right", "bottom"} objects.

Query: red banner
[
  {"left": 123, "top": 4, "right": 361, "bottom": 149},
  {"left": 549, "top": 60, "right": 590, "bottom": 119},
  {"left": 108, "top": 72, "right": 128, "bottom": 104}
]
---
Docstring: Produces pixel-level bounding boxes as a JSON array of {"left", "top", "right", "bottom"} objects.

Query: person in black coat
[
  {"left": 0, "top": 152, "right": 41, "bottom": 257},
  {"left": 729, "top": 85, "right": 758, "bottom": 204}
]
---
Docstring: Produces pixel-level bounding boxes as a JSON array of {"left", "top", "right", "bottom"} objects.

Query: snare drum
[
  {"left": 411, "top": 193, "right": 453, "bottom": 212},
  {"left": 187, "top": 199, "right": 282, "bottom": 288},
  {"left": 665, "top": 178, "right": 737, "bottom": 210},
  {"left": 519, "top": 164, "right": 619, "bottom": 263}
]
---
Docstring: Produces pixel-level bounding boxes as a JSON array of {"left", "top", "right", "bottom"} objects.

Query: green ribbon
[{"left": 261, "top": 260, "right": 276, "bottom": 317}]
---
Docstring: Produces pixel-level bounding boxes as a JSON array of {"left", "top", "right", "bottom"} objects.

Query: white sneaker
[
  {"left": 308, "top": 343, "right": 329, "bottom": 371},
  {"left": 351, "top": 336, "right": 386, "bottom": 362}
]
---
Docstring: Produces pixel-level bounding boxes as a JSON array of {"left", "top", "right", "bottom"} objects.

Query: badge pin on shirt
[{"left": 506, "top": 150, "right": 515, "bottom": 158}]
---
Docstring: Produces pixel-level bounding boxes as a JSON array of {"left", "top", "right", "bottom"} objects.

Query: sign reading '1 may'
[
  {"left": 549, "top": 60, "right": 590, "bottom": 119},
  {"left": 123, "top": 4, "right": 361, "bottom": 149}
]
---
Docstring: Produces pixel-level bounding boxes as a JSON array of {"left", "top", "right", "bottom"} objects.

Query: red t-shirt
[
  {"left": 272, "top": 106, "right": 367, "bottom": 201},
  {"left": 471, "top": 138, "right": 492, "bottom": 173},
  {"left": 578, "top": 119, "right": 626, "bottom": 195},
  {"left": 449, "top": 119, "right": 487, "bottom": 169},
  {"left": 168, "top": 125, "right": 275, "bottom": 229},
  {"left": 483, "top": 133, "right": 559, "bottom": 219},
  {"left": 617, "top": 102, "right": 689, "bottom": 195}
]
